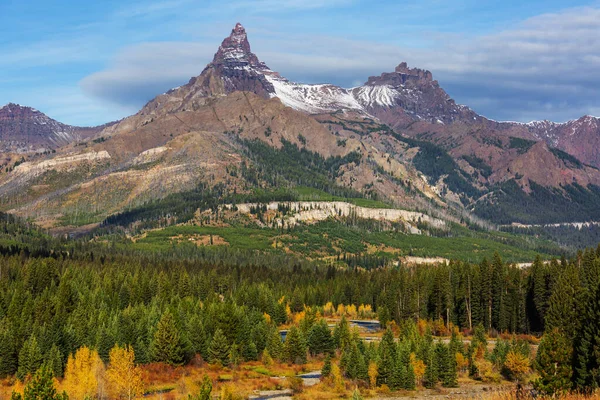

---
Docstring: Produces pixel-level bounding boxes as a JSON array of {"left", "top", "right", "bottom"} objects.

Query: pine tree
[
  {"left": 186, "top": 314, "right": 208, "bottom": 359},
  {"left": 333, "top": 316, "right": 351, "bottom": 351},
  {"left": 322, "top": 354, "right": 332, "bottom": 378},
  {"left": 546, "top": 263, "right": 583, "bottom": 342},
  {"left": 283, "top": 326, "right": 306, "bottom": 364},
  {"left": 17, "top": 334, "right": 43, "bottom": 380},
  {"left": 423, "top": 346, "right": 438, "bottom": 388},
  {"left": 189, "top": 374, "right": 212, "bottom": 400},
  {"left": 44, "top": 344, "right": 63, "bottom": 378},
  {"left": 534, "top": 328, "right": 572, "bottom": 395},
  {"left": 0, "top": 322, "right": 17, "bottom": 378},
  {"left": 572, "top": 281, "right": 600, "bottom": 392},
  {"left": 150, "top": 311, "right": 184, "bottom": 365},
  {"left": 390, "top": 351, "right": 407, "bottom": 390},
  {"left": 439, "top": 342, "right": 458, "bottom": 387},
  {"left": 307, "top": 319, "right": 334, "bottom": 356},
  {"left": 12, "top": 366, "right": 69, "bottom": 400},
  {"left": 265, "top": 325, "right": 283, "bottom": 361},
  {"left": 208, "top": 328, "right": 231, "bottom": 366},
  {"left": 376, "top": 328, "right": 396, "bottom": 387}
]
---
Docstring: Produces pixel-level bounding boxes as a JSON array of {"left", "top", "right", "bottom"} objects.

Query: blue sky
[{"left": 1, "top": 0, "right": 599, "bottom": 126}]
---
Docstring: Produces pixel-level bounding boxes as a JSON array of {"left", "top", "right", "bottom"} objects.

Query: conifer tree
[
  {"left": 546, "top": 263, "right": 583, "bottom": 342},
  {"left": 283, "top": 326, "right": 306, "bottom": 364},
  {"left": 423, "top": 346, "right": 438, "bottom": 388},
  {"left": 433, "top": 341, "right": 457, "bottom": 388},
  {"left": 189, "top": 374, "right": 212, "bottom": 400},
  {"left": 265, "top": 325, "right": 283, "bottom": 361},
  {"left": 534, "top": 328, "right": 572, "bottom": 395},
  {"left": 17, "top": 334, "right": 43, "bottom": 380},
  {"left": 150, "top": 311, "right": 184, "bottom": 365},
  {"left": 12, "top": 366, "right": 68, "bottom": 400},
  {"left": 376, "top": 327, "right": 396, "bottom": 387},
  {"left": 0, "top": 322, "right": 17, "bottom": 378},
  {"left": 572, "top": 281, "right": 600, "bottom": 392},
  {"left": 186, "top": 314, "right": 208, "bottom": 359},
  {"left": 322, "top": 354, "right": 332, "bottom": 378},
  {"left": 44, "top": 344, "right": 63, "bottom": 378},
  {"left": 307, "top": 319, "right": 334, "bottom": 356},
  {"left": 333, "top": 316, "right": 351, "bottom": 351},
  {"left": 208, "top": 328, "right": 231, "bottom": 366}
]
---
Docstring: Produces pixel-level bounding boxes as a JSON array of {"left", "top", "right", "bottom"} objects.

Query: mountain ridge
[{"left": 2, "top": 23, "right": 600, "bottom": 230}]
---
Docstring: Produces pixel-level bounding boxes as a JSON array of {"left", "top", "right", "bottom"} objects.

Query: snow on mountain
[{"left": 264, "top": 75, "right": 364, "bottom": 114}]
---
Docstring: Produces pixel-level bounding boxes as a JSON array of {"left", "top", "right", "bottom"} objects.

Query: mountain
[
  {"left": 0, "top": 103, "right": 103, "bottom": 154},
  {"left": 1, "top": 22, "right": 600, "bottom": 231},
  {"left": 524, "top": 116, "right": 600, "bottom": 168}
]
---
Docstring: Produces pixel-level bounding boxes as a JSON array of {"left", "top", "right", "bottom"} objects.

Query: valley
[{"left": 1, "top": 18, "right": 600, "bottom": 400}]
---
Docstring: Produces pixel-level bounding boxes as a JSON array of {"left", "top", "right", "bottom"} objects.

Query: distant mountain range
[{"left": 1, "top": 23, "right": 600, "bottom": 230}]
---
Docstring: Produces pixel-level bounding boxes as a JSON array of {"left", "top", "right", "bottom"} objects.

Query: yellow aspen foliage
[
  {"left": 331, "top": 363, "right": 345, "bottom": 393},
  {"left": 278, "top": 296, "right": 286, "bottom": 304},
  {"left": 63, "top": 346, "right": 104, "bottom": 400},
  {"left": 358, "top": 304, "right": 374, "bottom": 319},
  {"left": 106, "top": 345, "right": 144, "bottom": 400},
  {"left": 346, "top": 304, "right": 357, "bottom": 319},
  {"left": 368, "top": 361, "right": 378, "bottom": 388},
  {"left": 263, "top": 313, "right": 271, "bottom": 324},
  {"left": 293, "top": 311, "right": 305, "bottom": 324},
  {"left": 410, "top": 353, "right": 426, "bottom": 386},
  {"left": 503, "top": 351, "right": 530, "bottom": 381},
  {"left": 455, "top": 352, "right": 468, "bottom": 374},
  {"left": 417, "top": 319, "right": 428, "bottom": 335},
  {"left": 323, "top": 302, "right": 334, "bottom": 317},
  {"left": 336, "top": 304, "right": 345, "bottom": 317},
  {"left": 285, "top": 304, "right": 292, "bottom": 321}
]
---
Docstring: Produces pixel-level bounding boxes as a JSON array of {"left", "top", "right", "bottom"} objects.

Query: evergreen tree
[
  {"left": 390, "top": 350, "right": 407, "bottom": 390},
  {"left": 283, "top": 326, "right": 306, "bottom": 364},
  {"left": 12, "top": 366, "right": 69, "bottom": 400},
  {"left": 342, "top": 339, "right": 367, "bottom": 381},
  {"left": 17, "top": 334, "right": 43, "bottom": 380},
  {"left": 439, "top": 342, "right": 458, "bottom": 387},
  {"left": 546, "top": 263, "right": 583, "bottom": 342},
  {"left": 265, "top": 325, "right": 283, "bottom": 361},
  {"left": 333, "top": 316, "right": 351, "bottom": 351},
  {"left": 534, "top": 328, "right": 572, "bottom": 395},
  {"left": 150, "top": 311, "right": 184, "bottom": 365},
  {"left": 189, "top": 374, "right": 212, "bottom": 400},
  {"left": 322, "top": 354, "right": 332, "bottom": 378},
  {"left": 307, "top": 319, "right": 334, "bottom": 356},
  {"left": 0, "top": 322, "right": 17, "bottom": 378},
  {"left": 572, "top": 281, "right": 600, "bottom": 392},
  {"left": 186, "top": 314, "right": 208, "bottom": 360},
  {"left": 423, "top": 346, "right": 438, "bottom": 388},
  {"left": 376, "top": 328, "right": 396, "bottom": 387},
  {"left": 44, "top": 344, "right": 64, "bottom": 378},
  {"left": 208, "top": 329, "right": 231, "bottom": 366}
]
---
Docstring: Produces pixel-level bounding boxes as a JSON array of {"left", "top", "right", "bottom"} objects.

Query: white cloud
[{"left": 80, "top": 6, "right": 600, "bottom": 123}]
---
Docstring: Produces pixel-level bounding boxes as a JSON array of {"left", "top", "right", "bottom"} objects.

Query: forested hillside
[{"left": 1, "top": 212, "right": 600, "bottom": 398}]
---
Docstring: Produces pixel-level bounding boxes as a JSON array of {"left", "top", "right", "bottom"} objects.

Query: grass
[
  {"left": 294, "top": 186, "right": 392, "bottom": 209},
  {"left": 131, "top": 219, "right": 556, "bottom": 263},
  {"left": 133, "top": 225, "right": 277, "bottom": 252}
]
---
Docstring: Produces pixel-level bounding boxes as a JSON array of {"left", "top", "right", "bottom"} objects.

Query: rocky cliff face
[{"left": 0, "top": 103, "right": 102, "bottom": 153}]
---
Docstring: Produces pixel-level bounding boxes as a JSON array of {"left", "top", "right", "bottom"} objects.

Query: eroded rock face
[
  {"left": 224, "top": 201, "right": 446, "bottom": 232},
  {"left": 0, "top": 103, "right": 102, "bottom": 153}
]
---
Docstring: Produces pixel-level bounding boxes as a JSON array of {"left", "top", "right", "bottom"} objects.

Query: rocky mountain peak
[
  {"left": 0, "top": 103, "right": 44, "bottom": 121},
  {"left": 211, "top": 22, "right": 269, "bottom": 70},
  {"left": 394, "top": 62, "right": 433, "bottom": 81},
  {"left": 365, "top": 62, "right": 435, "bottom": 87}
]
